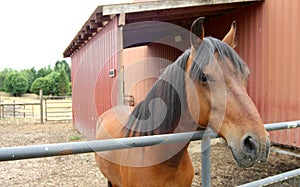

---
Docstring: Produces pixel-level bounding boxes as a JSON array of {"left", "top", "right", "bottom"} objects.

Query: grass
[{"left": 68, "top": 135, "right": 81, "bottom": 141}]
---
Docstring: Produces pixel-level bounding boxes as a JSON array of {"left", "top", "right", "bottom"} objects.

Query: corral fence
[
  {"left": 0, "top": 121, "right": 299, "bottom": 186},
  {"left": 0, "top": 101, "right": 40, "bottom": 119},
  {"left": 238, "top": 168, "right": 300, "bottom": 187},
  {"left": 44, "top": 96, "right": 72, "bottom": 122},
  {"left": 0, "top": 90, "right": 72, "bottom": 123}
]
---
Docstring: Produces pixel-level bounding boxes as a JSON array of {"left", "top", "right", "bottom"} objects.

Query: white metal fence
[{"left": 0, "top": 121, "right": 299, "bottom": 186}]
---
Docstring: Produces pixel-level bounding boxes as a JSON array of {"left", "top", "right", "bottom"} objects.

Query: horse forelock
[
  {"left": 124, "top": 50, "right": 191, "bottom": 137},
  {"left": 190, "top": 37, "right": 247, "bottom": 81}
]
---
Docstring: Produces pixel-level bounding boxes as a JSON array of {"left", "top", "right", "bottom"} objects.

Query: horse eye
[{"left": 199, "top": 73, "right": 208, "bottom": 83}]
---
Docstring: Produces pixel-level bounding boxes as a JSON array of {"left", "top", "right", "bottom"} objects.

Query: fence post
[
  {"left": 32, "top": 105, "right": 34, "bottom": 118},
  {"left": 39, "top": 89, "right": 43, "bottom": 124},
  {"left": 13, "top": 100, "right": 15, "bottom": 118},
  {"left": 23, "top": 105, "right": 25, "bottom": 118},
  {"left": 45, "top": 98, "right": 47, "bottom": 122},
  {"left": 201, "top": 136, "right": 211, "bottom": 187},
  {"left": 1, "top": 99, "right": 4, "bottom": 119},
  {"left": 0, "top": 98, "right": 2, "bottom": 119}
]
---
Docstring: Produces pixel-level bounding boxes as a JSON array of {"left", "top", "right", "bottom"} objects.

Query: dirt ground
[{"left": 0, "top": 119, "right": 299, "bottom": 187}]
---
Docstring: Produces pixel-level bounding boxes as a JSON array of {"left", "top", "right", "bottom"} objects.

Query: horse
[{"left": 94, "top": 17, "right": 270, "bottom": 187}]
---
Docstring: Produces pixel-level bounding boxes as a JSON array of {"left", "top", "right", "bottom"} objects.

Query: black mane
[
  {"left": 123, "top": 37, "right": 247, "bottom": 137},
  {"left": 190, "top": 37, "right": 247, "bottom": 81},
  {"left": 124, "top": 50, "right": 191, "bottom": 137}
]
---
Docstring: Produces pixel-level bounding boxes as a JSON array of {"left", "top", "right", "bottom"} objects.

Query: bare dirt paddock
[{"left": 0, "top": 119, "right": 299, "bottom": 187}]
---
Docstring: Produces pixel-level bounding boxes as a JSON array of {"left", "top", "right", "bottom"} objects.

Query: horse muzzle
[{"left": 229, "top": 134, "right": 270, "bottom": 168}]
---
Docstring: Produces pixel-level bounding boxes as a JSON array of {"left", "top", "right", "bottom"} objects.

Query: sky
[{"left": 0, "top": 0, "right": 133, "bottom": 71}]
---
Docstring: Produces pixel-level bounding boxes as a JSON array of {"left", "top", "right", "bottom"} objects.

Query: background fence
[
  {"left": 0, "top": 92, "right": 72, "bottom": 123},
  {"left": 0, "top": 102, "right": 40, "bottom": 119},
  {"left": 44, "top": 96, "right": 72, "bottom": 122}
]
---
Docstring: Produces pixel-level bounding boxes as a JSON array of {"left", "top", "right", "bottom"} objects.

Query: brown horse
[{"left": 95, "top": 17, "right": 270, "bottom": 187}]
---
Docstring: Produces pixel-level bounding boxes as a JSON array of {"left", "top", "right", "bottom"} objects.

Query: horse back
[{"left": 96, "top": 105, "right": 133, "bottom": 140}]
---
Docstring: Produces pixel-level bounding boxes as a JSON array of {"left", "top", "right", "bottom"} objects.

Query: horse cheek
[{"left": 197, "top": 88, "right": 211, "bottom": 127}]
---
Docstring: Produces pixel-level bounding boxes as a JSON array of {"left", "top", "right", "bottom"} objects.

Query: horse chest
[{"left": 118, "top": 150, "right": 194, "bottom": 187}]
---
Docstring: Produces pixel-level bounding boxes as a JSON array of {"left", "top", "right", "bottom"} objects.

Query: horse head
[{"left": 185, "top": 17, "right": 270, "bottom": 167}]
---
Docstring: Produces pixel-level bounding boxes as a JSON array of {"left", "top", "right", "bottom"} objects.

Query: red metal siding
[
  {"left": 71, "top": 17, "right": 118, "bottom": 140},
  {"left": 123, "top": 44, "right": 181, "bottom": 105},
  {"left": 123, "top": 46, "right": 149, "bottom": 105},
  {"left": 206, "top": 1, "right": 300, "bottom": 147},
  {"left": 71, "top": 1, "right": 300, "bottom": 146},
  {"left": 260, "top": 0, "right": 300, "bottom": 147}
]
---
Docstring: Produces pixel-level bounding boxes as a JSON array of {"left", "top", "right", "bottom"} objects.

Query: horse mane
[
  {"left": 123, "top": 37, "right": 247, "bottom": 137},
  {"left": 123, "top": 50, "right": 191, "bottom": 137},
  {"left": 190, "top": 37, "right": 247, "bottom": 81}
]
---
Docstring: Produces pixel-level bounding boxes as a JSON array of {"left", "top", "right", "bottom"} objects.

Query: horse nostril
[{"left": 242, "top": 136, "right": 258, "bottom": 156}]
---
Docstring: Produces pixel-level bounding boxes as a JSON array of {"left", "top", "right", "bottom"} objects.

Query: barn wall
[
  {"left": 123, "top": 43, "right": 182, "bottom": 105},
  {"left": 260, "top": 0, "right": 300, "bottom": 147},
  {"left": 123, "top": 46, "right": 148, "bottom": 105},
  {"left": 71, "top": 17, "right": 118, "bottom": 140},
  {"left": 205, "top": 0, "right": 300, "bottom": 147},
  {"left": 70, "top": 0, "right": 300, "bottom": 146}
]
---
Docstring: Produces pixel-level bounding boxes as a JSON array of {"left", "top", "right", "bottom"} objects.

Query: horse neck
[{"left": 124, "top": 50, "right": 197, "bottom": 136}]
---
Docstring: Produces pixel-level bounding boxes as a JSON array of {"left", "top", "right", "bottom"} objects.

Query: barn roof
[{"left": 63, "top": 0, "right": 262, "bottom": 57}]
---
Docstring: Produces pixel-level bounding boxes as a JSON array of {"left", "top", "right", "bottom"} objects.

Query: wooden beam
[
  {"left": 118, "top": 13, "right": 125, "bottom": 26},
  {"left": 126, "top": 3, "right": 243, "bottom": 20},
  {"left": 80, "top": 31, "right": 86, "bottom": 40},
  {"left": 96, "top": 14, "right": 110, "bottom": 23},
  {"left": 63, "top": 0, "right": 261, "bottom": 57},
  {"left": 125, "top": 5, "right": 240, "bottom": 24},
  {"left": 85, "top": 26, "right": 93, "bottom": 37},
  {"left": 96, "top": 13, "right": 103, "bottom": 24},
  {"left": 89, "top": 20, "right": 98, "bottom": 31},
  {"left": 102, "top": 0, "right": 262, "bottom": 15}
]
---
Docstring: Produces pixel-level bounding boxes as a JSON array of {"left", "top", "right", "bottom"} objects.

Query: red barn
[{"left": 64, "top": 0, "right": 300, "bottom": 148}]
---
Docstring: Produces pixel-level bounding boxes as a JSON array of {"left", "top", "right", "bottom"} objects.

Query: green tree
[
  {"left": 56, "top": 69, "right": 70, "bottom": 96},
  {"left": 20, "top": 67, "right": 36, "bottom": 93},
  {"left": 4, "top": 72, "right": 28, "bottom": 96},
  {"left": 30, "top": 70, "right": 70, "bottom": 96},
  {"left": 0, "top": 68, "right": 15, "bottom": 91},
  {"left": 46, "top": 71, "right": 60, "bottom": 95},
  {"left": 54, "top": 60, "right": 71, "bottom": 81},
  {"left": 36, "top": 65, "right": 53, "bottom": 79},
  {"left": 30, "top": 76, "right": 53, "bottom": 95},
  {"left": 68, "top": 82, "right": 72, "bottom": 96}
]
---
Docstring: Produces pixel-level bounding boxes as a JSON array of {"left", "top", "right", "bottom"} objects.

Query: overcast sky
[{"left": 0, "top": 0, "right": 133, "bottom": 71}]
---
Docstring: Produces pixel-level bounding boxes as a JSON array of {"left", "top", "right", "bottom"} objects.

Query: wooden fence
[
  {"left": 44, "top": 96, "right": 72, "bottom": 122},
  {"left": 0, "top": 94, "right": 72, "bottom": 123},
  {"left": 0, "top": 102, "right": 40, "bottom": 119}
]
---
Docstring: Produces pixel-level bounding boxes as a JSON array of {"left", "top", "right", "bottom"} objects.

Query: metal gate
[
  {"left": 44, "top": 96, "right": 72, "bottom": 122},
  {"left": 0, "top": 121, "right": 299, "bottom": 186}
]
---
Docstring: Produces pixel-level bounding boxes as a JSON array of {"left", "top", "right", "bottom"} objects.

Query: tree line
[{"left": 0, "top": 60, "right": 71, "bottom": 97}]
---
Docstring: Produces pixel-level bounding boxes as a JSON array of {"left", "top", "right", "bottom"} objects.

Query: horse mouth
[
  {"left": 228, "top": 138, "right": 270, "bottom": 168},
  {"left": 229, "top": 146, "right": 256, "bottom": 168}
]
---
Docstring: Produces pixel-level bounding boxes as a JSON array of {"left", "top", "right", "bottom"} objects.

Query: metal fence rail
[
  {"left": 0, "top": 130, "right": 217, "bottom": 161},
  {"left": 0, "top": 121, "right": 299, "bottom": 187},
  {"left": 238, "top": 168, "right": 300, "bottom": 187},
  {"left": 1, "top": 121, "right": 299, "bottom": 162}
]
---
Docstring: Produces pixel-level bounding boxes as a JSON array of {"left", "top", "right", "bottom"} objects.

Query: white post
[{"left": 39, "top": 89, "right": 43, "bottom": 124}]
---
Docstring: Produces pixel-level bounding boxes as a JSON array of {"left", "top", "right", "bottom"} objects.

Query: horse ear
[
  {"left": 222, "top": 21, "right": 237, "bottom": 48},
  {"left": 190, "top": 17, "right": 205, "bottom": 48}
]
